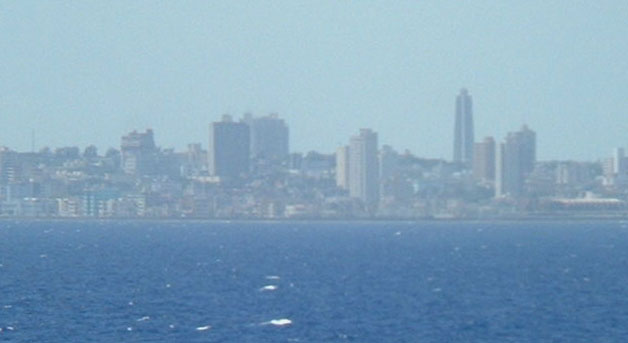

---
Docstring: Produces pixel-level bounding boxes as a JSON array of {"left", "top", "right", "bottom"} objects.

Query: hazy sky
[{"left": 1, "top": 1, "right": 627, "bottom": 160}]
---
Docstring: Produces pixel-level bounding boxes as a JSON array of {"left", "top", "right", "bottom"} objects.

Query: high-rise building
[
  {"left": 208, "top": 115, "right": 250, "bottom": 178},
  {"left": 604, "top": 147, "right": 628, "bottom": 186},
  {"left": 349, "top": 129, "right": 379, "bottom": 207},
  {"left": 242, "top": 113, "right": 289, "bottom": 161},
  {"left": 0, "top": 147, "right": 17, "bottom": 184},
  {"left": 336, "top": 146, "right": 350, "bottom": 190},
  {"left": 495, "top": 126, "right": 537, "bottom": 198},
  {"left": 453, "top": 88, "right": 474, "bottom": 167},
  {"left": 121, "top": 129, "right": 157, "bottom": 176},
  {"left": 473, "top": 137, "right": 495, "bottom": 182},
  {"left": 495, "top": 137, "right": 521, "bottom": 198},
  {"left": 186, "top": 143, "right": 207, "bottom": 171},
  {"left": 516, "top": 125, "right": 536, "bottom": 176}
]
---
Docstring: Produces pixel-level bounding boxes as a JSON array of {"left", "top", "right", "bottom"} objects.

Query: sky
[{"left": 1, "top": 1, "right": 627, "bottom": 161}]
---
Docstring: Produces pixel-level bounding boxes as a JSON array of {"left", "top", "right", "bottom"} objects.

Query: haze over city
[
  {"left": 4, "top": 4, "right": 628, "bottom": 342},
  {"left": 2, "top": 1, "right": 628, "bottom": 160}
]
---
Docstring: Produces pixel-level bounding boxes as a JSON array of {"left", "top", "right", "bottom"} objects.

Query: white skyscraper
[
  {"left": 453, "top": 88, "right": 474, "bottom": 167},
  {"left": 473, "top": 136, "right": 496, "bottom": 182},
  {"left": 336, "top": 145, "right": 350, "bottom": 190},
  {"left": 605, "top": 147, "right": 628, "bottom": 187},
  {"left": 349, "top": 129, "right": 379, "bottom": 208},
  {"left": 495, "top": 138, "right": 522, "bottom": 198}
]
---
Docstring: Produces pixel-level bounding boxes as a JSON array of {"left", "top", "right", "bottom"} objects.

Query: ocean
[{"left": 1, "top": 220, "right": 628, "bottom": 342}]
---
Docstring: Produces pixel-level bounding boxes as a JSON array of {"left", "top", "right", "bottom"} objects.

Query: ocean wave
[{"left": 262, "top": 318, "right": 292, "bottom": 327}]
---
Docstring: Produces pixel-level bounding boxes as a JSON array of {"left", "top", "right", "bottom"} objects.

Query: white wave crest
[{"left": 262, "top": 318, "right": 292, "bottom": 326}]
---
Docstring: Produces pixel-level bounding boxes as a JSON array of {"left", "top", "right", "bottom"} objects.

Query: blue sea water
[{"left": 2, "top": 220, "right": 628, "bottom": 342}]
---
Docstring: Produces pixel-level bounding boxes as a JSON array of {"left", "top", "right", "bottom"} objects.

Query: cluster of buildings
[{"left": 1, "top": 91, "right": 626, "bottom": 219}]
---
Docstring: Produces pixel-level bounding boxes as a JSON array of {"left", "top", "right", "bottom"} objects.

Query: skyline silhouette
[{"left": 1, "top": 2, "right": 627, "bottom": 160}]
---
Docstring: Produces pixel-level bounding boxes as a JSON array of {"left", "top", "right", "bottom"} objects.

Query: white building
[
  {"left": 335, "top": 145, "right": 350, "bottom": 190},
  {"left": 349, "top": 129, "right": 379, "bottom": 208}
]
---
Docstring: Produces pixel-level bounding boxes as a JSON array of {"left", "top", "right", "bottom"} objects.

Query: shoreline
[{"left": 0, "top": 214, "right": 627, "bottom": 224}]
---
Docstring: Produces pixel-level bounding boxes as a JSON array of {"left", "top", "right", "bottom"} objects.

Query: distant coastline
[{"left": 1, "top": 214, "right": 627, "bottom": 224}]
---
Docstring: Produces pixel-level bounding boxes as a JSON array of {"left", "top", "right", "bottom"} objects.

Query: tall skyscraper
[
  {"left": 604, "top": 147, "right": 628, "bottom": 186},
  {"left": 516, "top": 125, "right": 536, "bottom": 176},
  {"left": 349, "top": 129, "right": 379, "bottom": 207},
  {"left": 453, "top": 88, "right": 474, "bottom": 167},
  {"left": 242, "top": 113, "right": 289, "bottom": 161},
  {"left": 335, "top": 145, "right": 350, "bottom": 190},
  {"left": 473, "top": 136, "right": 495, "bottom": 182},
  {"left": 120, "top": 129, "right": 157, "bottom": 176},
  {"left": 495, "top": 126, "right": 537, "bottom": 198},
  {"left": 208, "top": 115, "right": 250, "bottom": 178},
  {"left": 495, "top": 136, "right": 522, "bottom": 198}
]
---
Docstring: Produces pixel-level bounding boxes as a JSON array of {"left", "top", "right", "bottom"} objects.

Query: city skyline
[
  {"left": 0, "top": 101, "right": 625, "bottom": 219},
  {"left": 0, "top": 88, "right": 619, "bottom": 163},
  {"left": 2, "top": 2, "right": 628, "bottom": 161},
  {"left": 0, "top": 97, "right": 616, "bottom": 165},
  {"left": 0, "top": 84, "right": 622, "bottom": 173}
]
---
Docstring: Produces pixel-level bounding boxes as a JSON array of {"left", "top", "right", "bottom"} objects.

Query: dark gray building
[
  {"left": 208, "top": 115, "right": 250, "bottom": 178},
  {"left": 516, "top": 125, "right": 536, "bottom": 176},
  {"left": 453, "top": 88, "right": 474, "bottom": 167},
  {"left": 242, "top": 113, "right": 289, "bottom": 161},
  {"left": 495, "top": 125, "right": 536, "bottom": 198}
]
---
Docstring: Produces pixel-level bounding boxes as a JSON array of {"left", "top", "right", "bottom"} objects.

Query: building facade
[
  {"left": 517, "top": 125, "right": 536, "bottom": 176},
  {"left": 336, "top": 145, "right": 350, "bottom": 190},
  {"left": 208, "top": 115, "right": 250, "bottom": 178},
  {"left": 121, "top": 129, "right": 157, "bottom": 176},
  {"left": 349, "top": 129, "right": 379, "bottom": 208},
  {"left": 473, "top": 136, "right": 495, "bottom": 182},
  {"left": 242, "top": 113, "right": 289, "bottom": 161},
  {"left": 453, "top": 88, "right": 474, "bottom": 167},
  {"left": 495, "top": 126, "right": 536, "bottom": 198}
]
